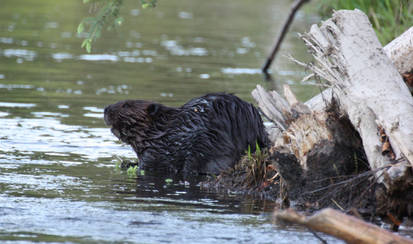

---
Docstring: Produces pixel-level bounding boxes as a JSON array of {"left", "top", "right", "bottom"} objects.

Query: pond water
[{"left": 0, "top": 0, "right": 342, "bottom": 243}]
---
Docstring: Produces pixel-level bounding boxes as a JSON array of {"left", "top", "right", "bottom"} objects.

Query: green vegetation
[
  {"left": 212, "top": 142, "right": 277, "bottom": 193},
  {"left": 78, "top": 0, "right": 157, "bottom": 52},
  {"left": 114, "top": 157, "right": 145, "bottom": 177},
  {"left": 316, "top": 0, "right": 413, "bottom": 44},
  {"left": 114, "top": 157, "right": 122, "bottom": 170},
  {"left": 127, "top": 165, "right": 139, "bottom": 177},
  {"left": 243, "top": 143, "right": 269, "bottom": 186}
]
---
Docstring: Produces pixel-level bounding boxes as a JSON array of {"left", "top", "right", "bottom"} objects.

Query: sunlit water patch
[
  {"left": 0, "top": 195, "right": 324, "bottom": 243},
  {"left": 2, "top": 49, "right": 36, "bottom": 61},
  {"left": 0, "top": 37, "right": 14, "bottom": 44},
  {"left": 0, "top": 102, "right": 36, "bottom": 108},
  {"left": 52, "top": 52, "right": 73, "bottom": 61},
  {"left": 32, "top": 111, "right": 69, "bottom": 118},
  {"left": 221, "top": 67, "right": 262, "bottom": 75},
  {"left": 161, "top": 40, "right": 208, "bottom": 56},
  {"left": 79, "top": 54, "right": 119, "bottom": 62},
  {"left": 0, "top": 117, "right": 133, "bottom": 160},
  {"left": 0, "top": 84, "right": 34, "bottom": 90},
  {"left": 49, "top": 50, "right": 157, "bottom": 63}
]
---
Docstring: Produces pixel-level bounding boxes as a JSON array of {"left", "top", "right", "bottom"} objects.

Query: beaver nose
[
  {"left": 103, "top": 105, "right": 113, "bottom": 126},
  {"left": 104, "top": 104, "right": 110, "bottom": 114}
]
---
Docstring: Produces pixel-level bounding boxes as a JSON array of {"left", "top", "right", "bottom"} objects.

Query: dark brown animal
[{"left": 104, "top": 93, "right": 269, "bottom": 176}]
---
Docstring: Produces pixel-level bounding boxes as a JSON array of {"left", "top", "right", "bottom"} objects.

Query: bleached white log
[
  {"left": 302, "top": 10, "right": 413, "bottom": 179},
  {"left": 283, "top": 84, "right": 299, "bottom": 106},
  {"left": 251, "top": 85, "right": 291, "bottom": 130},
  {"left": 254, "top": 11, "right": 413, "bottom": 172},
  {"left": 383, "top": 27, "right": 413, "bottom": 74},
  {"left": 305, "top": 26, "right": 413, "bottom": 112},
  {"left": 283, "top": 84, "right": 311, "bottom": 114}
]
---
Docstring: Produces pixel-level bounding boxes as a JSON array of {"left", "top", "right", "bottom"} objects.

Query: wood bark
[{"left": 274, "top": 208, "right": 413, "bottom": 244}]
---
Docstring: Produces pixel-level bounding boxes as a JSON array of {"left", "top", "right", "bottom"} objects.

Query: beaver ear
[{"left": 147, "top": 103, "right": 160, "bottom": 117}]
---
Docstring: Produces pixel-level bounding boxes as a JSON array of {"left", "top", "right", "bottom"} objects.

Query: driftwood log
[
  {"left": 305, "top": 26, "right": 413, "bottom": 112},
  {"left": 202, "top": 8, "right": 413, "bottom": 242},
  {"left": 274, "top": 208, "right": 413, "bottom": 244},
  {"left": 251, "top": 9, "right": 413, "bottom": 222},
  {"left": 297, "top": 10, "right": 413, "bottom": 200},
  {"left": 384, "top": 27, "right": 413, "bottom": 75},
  {"left": 300, "top": 10, "right": 413, "bottom": 171}
]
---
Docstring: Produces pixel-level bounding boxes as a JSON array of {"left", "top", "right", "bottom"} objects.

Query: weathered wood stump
[
  {"left": 253, "top": 10, "right": 413, "bottom": 221},
  {"left": 203, "top": 10, "right": 413, "bottom": 232}
]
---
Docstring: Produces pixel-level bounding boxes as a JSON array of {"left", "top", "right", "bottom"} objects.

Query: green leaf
[
  {"left": 77, "top": 23, "right": 85, "bottom": 34},
  {"left": 142, "top": 3, "right": 150, "bottom": 9},
  {"left": 86, "top": 42, "right": 91, "bottom": 53},
  {"left": 247, "top": 145, "right": 251, "bottom": 160},
  {"left": 115, "top": 160, "right": 121, "bottom": 169},
  {"left": 115, "top": 16, "right": 124, "bottom": 26},
  {"left": 255, "top": 142, "right": 261, "bottom": 156},
  {"left": 165, "top": 178, "right": 173, "bottom": 183},
  {"left": 81, "top": 38, "right": 90, "bottom": 48},
  {"left": 81, "top": 39, "right": 92, "bottom": 53},
  {"left": 127, "top": 165, "right": 138, "bottom": 177}
]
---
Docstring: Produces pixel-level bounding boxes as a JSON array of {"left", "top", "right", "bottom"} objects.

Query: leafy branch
[{"left": 77, "top": 0, "right": 157, "bottom": 53}]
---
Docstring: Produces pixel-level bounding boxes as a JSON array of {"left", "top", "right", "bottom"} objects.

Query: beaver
[{"left": 104, "top": 93, "right": 269, "bottom": 176}]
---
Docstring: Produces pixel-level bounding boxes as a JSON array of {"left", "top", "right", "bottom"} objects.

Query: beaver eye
[
  {"left": 122, "top": 102, "right": 131, "bottom": 108},
  {"left": 147, "top": 104, "right": 160, "bottom": 117}
]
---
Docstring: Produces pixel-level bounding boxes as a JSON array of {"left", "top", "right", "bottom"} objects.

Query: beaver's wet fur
[{"left": 104, "top": 93, "right": 269, "bottom": 176}]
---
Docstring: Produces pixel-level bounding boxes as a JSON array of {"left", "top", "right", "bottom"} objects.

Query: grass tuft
[{"left": 316, "top": 0, "right": 413, "bottom": 45}]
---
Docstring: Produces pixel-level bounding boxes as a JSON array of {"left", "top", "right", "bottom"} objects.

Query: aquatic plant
[
  {"left": 242, "top": 143, "right": 273, "bottom": 187},
  {"left": 127, "top": 165, "right": 139, "bottom": 177},
  {"left": 201, "top": 143, "right": 280, "bottom": 200}
]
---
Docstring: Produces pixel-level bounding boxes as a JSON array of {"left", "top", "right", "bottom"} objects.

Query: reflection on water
[
  {"left": 221, "top": 67, "right": 262, "bottom": 75},
  {"left": 0, "top": 0, "right": 343, "bottom": 243}
]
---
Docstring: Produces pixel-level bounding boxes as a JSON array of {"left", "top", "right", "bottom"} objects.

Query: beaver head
[{"left": 104, "top": 100, "right": 176, "bottom": 146}]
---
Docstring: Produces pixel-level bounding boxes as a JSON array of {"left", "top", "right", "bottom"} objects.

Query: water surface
[{"left": 0, "top": 0, "right": 341, "bottom": 243}]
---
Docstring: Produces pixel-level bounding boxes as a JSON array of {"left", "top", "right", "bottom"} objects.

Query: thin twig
[
  {"left": 331, "top": 199, "right": 345, "bottom": 211},
  {"left": 308, "top": 229, "right": 328, "bottom": 244},
  {"left": 303, "top": 166, "right": 390, "bottom": 195},
  {"left": 262, "top": 0, "right": 310, "bottom": 75}
]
